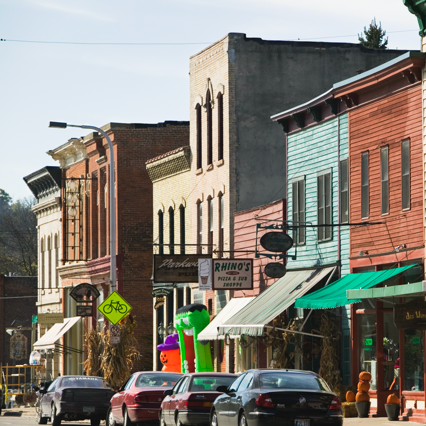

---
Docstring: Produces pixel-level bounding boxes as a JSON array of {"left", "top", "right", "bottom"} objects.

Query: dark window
[
  {"left": 208, "top": 298, "right": 213, "bottom": 315},
  {"left": 318, "top": 172, "right": 332, "bottom": 241},
  {"left": 292, "top": 179, "right": 305, "bottom": 245},
  {"left": 208, "top": 198, "right": 213, "bottom": 254},
  {"left": 135, "top": 373, "right": 182, "bottom": 388},
  {"left": 259, "top": 372, "right": 330, "bottom": 391},
  {"left": 361, "top": 152, "right": 369, "bottom": 218},
  {"left": 402, "top": 139, "right": 410, "bottom": 210},
  {"left": 206, "top": 90, "right": 212, "bottom": 165},
  {"left": 197, "top": 201, "right": 202, "bottom": 254},
  {"left": 179, "top": 205, "right": 185, "bottom": 254},
  {"left": 48, "top": 236, "right": 52, "bottom": 289},
  {"left": 381, "top": 146, "right": 389, "bottom": 214},
  {"left": 219, "top": 194, "right": 224, "bottom": 257},
  {"left": 158, "top": 210, "right": 164, "bottom": 255},
  {"left": 196, "top": 104, "right": 202, "bottom": 169},
  {"left": 237, "top": 373, "right": 254, "bottom": 391},
  {"left": 169, "top": 207, "right": 174, "bottom": 254},
  {"left": 41, "top": 238, "right": 45, "bottom": 289},
  {"left": 340, "top": 159, "right": 349, "bottom": 224},
  {"left": 217, "top": 93, "right": 224, "bottom": 161},
  {"left": 55, "top": 234, "right": 59, "bottom": 287},
  {"left": 228, "top": 373, "right": 246, "bottom": 392}
]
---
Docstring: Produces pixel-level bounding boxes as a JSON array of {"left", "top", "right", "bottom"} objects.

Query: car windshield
[
  {"left": 61, "top": 377, "right": 107, "bottom": 388},
  {"left": 259, "top": 372, "right": 330, "bottom": 391},
  {"left": 135, "top": 373, "right": 182, "bottom": 388},
  {"left": 190, "top": 375, "right": 236, "bottom": 391}
]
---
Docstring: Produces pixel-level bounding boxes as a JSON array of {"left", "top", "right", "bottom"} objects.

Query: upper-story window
[
  {"left": 381, "top": 146, "right": 389, "bottom": 215},
  {"left": 54, "top": 233, "right": 59, "bottom": 287},
  {"left": 401, "top": 139, "right": 410, "bottom": 210},
  {"left": 208, "top": 197, "right": 213, "bottom": 254},
  {"left": 196, "top": 104, "right": 202, "bottom": 169},
  {"left": 169, "top": 207, "right": 175, "bottom": 255},
  {"left": 340, "top": 159, "right": 349, "bottom": 224},
  {"left": 158, "top": 210, "right": 164, "bottom": 255},
  {"left": 292, "top": 178, "right": 305, "bottom": 245},
  {"left": 317, "top": 170, "right": 332, "bottom": 242},
  {"left": 179, "top": 205, "right": 185, "bottom": 254},
  {"left": 197, "top": 201, "right": 202, "bottom": 254},
  {"left": 219, "top": 193, "right": 224, "bottom": 257},
  {"left": 206, "top": 90, "right": 213, "bottom": 165},
  {"left": 47, "top": 236, "right": 52, "bottom": 289},
  {"left": 40, "top": 237, "right": 45, "bottom": 289},
  {"left": 217, "top": 93, "right": 224, "bottom": 161},
  {"left": 361, "top": 152, "right": 369, "bottom": 218}
]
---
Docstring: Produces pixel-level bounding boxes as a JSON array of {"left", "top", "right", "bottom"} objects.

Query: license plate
[
  {"left": 83, "top": 406, "right": 95, "bottom": 413},
  {"left": 295, "top": 420, "right": 310, "bottom": 426}
]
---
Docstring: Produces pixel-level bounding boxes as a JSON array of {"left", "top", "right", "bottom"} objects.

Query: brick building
[{"left": 47, "top": 121, "right": 189, "bottom": 373}]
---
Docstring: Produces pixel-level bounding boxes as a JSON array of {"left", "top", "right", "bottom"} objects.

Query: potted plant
[
  {"left": 355, "top": 371, "right": 371, "bottom": 418},
  {"left": 385, "top": 394, "right": 400, "bottom": 421}
]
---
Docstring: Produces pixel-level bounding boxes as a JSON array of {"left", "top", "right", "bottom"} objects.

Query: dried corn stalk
[
  {"left": 100, "top": 314, "right": 141, "bottom": 389},
  {"left": 271, "top": 312, "right": 296, "bottom": 369},
  {"left": 84, "top": 328, "right": 103, "bottom": 376}
]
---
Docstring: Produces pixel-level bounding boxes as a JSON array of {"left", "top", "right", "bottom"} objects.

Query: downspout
[{"left": 337, "top": 115, "right": 341, "bottom": 271}]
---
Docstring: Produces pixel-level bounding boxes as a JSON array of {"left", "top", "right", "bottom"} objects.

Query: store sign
[
  {"left": 264, "top": 262, "right": 286, "bottom": 279},
  {"left": 151, "top": 287, "right": 172, "bottom": 298},
  {"left": 70, "top": 283, "right": 100, "bottom": 303},
  {"left": 154, "top": 297, "right": 165, "bottom": 310},
  {"left": 394, "top": 299, "right": 426, "bottom": 330},
  {"left": 212, "top": 259, "right": 253, "bottom": 290},
  {"left": 153, "top": 254, "right": 211, "bottom": 283},
  {"left": 260, "top": 232, "right": 293, "bottom": 252},
  {"left": 77, "top": 306, "right": 93, "bottom": 317},
  {"left": 10, "top": 332, "right": 27, "bottom": 360},
  {"left": 38, "top": 313, "right": 64, "bottom": 324}
]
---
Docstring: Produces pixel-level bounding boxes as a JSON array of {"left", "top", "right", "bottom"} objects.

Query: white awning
[
  {"left": 34, "top": 317, "right": 81, "bottom": 350},
  {"left": 197, "top": 297, "right": 255, "bottom": 341}
]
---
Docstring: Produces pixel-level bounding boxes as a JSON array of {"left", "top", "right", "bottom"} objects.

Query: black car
[
  {"left": 38, "top": 375, "right": 115, "bottom": 426},
  {"left": 210, "top": 369, "right": 343, "bottom": 426}
]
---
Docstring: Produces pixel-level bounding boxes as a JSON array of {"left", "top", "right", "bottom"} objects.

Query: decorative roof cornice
[
  {"left": 403, "top": 0, "right": 426, "bottom": 37},
  {"left": 23, "top": 166, "right": 61, "bottom": 200},
  {"left": 47, "top": 138, "right": 88, "bottom": 168},
  {"left": 146, "top": 146, "right": 191, "bottom": 182}
]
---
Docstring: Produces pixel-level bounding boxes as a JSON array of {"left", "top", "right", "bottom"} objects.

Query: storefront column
[
  {"left": 350, "top": 303, "right": 358, "bottom": 385},
  {"left": 376, "top": 301, "right": 385, "bottom": 416}
]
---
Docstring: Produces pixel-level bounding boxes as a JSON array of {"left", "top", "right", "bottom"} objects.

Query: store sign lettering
[{"left": 394, "top": 299, "right": 426, "bottom": 330}]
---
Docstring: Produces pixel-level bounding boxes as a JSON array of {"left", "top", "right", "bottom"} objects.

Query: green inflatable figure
[{"left": 175, "top": 304, "right": 213, "bottom": 373}]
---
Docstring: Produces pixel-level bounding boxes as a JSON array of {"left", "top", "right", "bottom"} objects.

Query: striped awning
[{"left": 217, "top": 267, "right": 335, "bottom": 337}]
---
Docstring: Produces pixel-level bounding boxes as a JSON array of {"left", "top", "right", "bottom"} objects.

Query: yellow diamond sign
[{"left": 98, "top": 291, "right": 132, "bottom": 324}]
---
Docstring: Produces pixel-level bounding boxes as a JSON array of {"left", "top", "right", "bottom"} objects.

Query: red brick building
[{"left": 48, "top": 121, "right": 189, "bottom": 373}]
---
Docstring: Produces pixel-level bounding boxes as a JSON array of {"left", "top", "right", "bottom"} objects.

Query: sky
[{"left": 0, "top": 0, "right": 421, "bottom": 201}]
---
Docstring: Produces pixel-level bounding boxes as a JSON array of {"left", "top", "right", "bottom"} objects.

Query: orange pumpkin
[
  {"left": 346, "top": 391, "right": 355, "bottom": 402},
  {"left": 356, "top": 391, "right": 370, "bottom": 402},
  {"left": 357, "top": 380, "right": 370, "bottom": 393},
  {"left": 159, "top": 349, "right": 181, "bottom": 372},
  {"left": 359, "top": 371, "right": 372, "bottom": 381},
  {"left": 387, "top": 394, "right": 400, "bottom": 405}
]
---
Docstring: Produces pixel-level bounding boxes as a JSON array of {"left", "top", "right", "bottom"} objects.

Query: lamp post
[{"left": 49, "top": 122, "right": 117, "bottom": 294}]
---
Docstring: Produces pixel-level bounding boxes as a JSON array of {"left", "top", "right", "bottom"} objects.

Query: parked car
[
  {"left": 160, "top": 372, "right": 238, "bottom": 426},
  {"left": 37, "top": 375, "right": 115, "bottom": 426},
  {"left": 210, "top": 369, "right": 343, "bottom": 426},
  {"left": 107, "top": 371, "right": 183, "bottom": 426}
]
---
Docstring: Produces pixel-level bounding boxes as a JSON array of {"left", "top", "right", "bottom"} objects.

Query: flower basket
[{"left": 23, "top": 392, "right": 37, "bottom": 404}]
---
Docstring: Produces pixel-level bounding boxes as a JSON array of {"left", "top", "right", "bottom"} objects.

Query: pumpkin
[
  {"left": 346, "top": 391, "right": 355, "bottom": 402},
  {"left": 357, "top": 380, "right": 370, "bottom": 393},
  {"left": 356, "top": 391, "right": 370, "bottom": 402},
  {"left": 387, "top": 394, "right": 400, "bottom": 405},
  {"left": 359, "top": 371, "right": 372, "bottom": 381}
]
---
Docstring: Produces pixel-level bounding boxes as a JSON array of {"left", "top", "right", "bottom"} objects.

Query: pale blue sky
[{"left": 0, "top": 0, "right": 421, "bottom": 200}]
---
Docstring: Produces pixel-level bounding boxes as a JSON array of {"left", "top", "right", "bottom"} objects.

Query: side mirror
[
  {"left": 216, "top": 386, "right": 229, "bottom": 393},
  {"left": 163, "top": 389, "right": 173, "bottom": 396}
]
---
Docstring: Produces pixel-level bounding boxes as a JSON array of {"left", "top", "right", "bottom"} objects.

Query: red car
[
  {"left": 107, "top": 371, "right": 183, "bottom": 426},
  {"left": 160, "top": 372, "right": 238, "bottom": 426}
]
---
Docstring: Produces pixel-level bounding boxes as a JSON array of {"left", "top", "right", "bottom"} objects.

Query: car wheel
[
  {"left": 51, "top": 404, "right": 61, "bottom": 426},
  {"left": 123, "top": 407, "right": 135, "bottom": 426},
  {"left": 211, "top": 410, "right": 219, "bottom": 426},
  {"left": 37, "top": 406, "right": 47, "bottom": 424},
  {"left": 239, "top": 413, "right": 247, "bottom": 426},
  {"left": 106, "top": 407, "right": 116, "bottom": 426},
  {"left": 90, "top": 417, "right": 101, "bottom": 426}
]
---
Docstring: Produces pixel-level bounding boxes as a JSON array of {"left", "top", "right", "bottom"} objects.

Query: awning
[
  {"left": 34, "top": 317, "right": 81, "bottom": 350},
  {"left": 294, "top": 265, "right": 414, "bottom": 310},
  {"left": 197, "top": 297, "right": 255, "bottom": 341},
  {"left": 217, "top": 266, "right": 335, "bottom": 337},
  {"left": 347, "top": 280, "right": 426, "bottom": 302}
]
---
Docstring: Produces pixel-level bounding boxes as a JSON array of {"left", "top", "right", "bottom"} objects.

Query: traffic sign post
[{"left": 97, "top": 291, "right": 132, "bottom": 324}]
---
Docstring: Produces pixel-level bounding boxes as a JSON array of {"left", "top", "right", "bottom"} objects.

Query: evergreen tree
[{"left": 358, "top": 18, "right": 388, "bottom": 49}]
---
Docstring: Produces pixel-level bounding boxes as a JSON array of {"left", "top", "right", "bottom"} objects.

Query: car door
[
  {"left": 110, "top": 374, "right": 136, "bottom": 423},
  {"left": 168, "top": 376, "right": 189, "bottom": 424},
  {"left": 164, "top": 376, "right": 187, "bottom": 425},
  {"left": 215, "top": 373, "right": 246, "bottom": 426},
  {"left": 41, "top": 378, "right": 59, "bottom": 416},
  {"left": 228, "top": 372, "right": 254, "bottom": 426}
]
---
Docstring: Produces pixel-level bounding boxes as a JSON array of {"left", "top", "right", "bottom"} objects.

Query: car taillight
[
  {"left": 61, "top": 390, "right": 73, "bottom": 401},
  {"left": 255, "top": 394, "right": 274, "bottom": 408},
  {"left": 329, "top": 396, "right": 342, "bottom": 410},
  {"left": 134, "top": 393, "right": 163, "bottom": 404}
]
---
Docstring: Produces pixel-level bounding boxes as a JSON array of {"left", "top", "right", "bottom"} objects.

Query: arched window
[
  {"left": 47, "top": 236, "right": 52, "bottom": 289},
  {"left": 219, "top": 193, "right": 224, "bottom": 257},
  {"left": 169, "top": 207, "right": 175, "bottom": 255},
  {"left": 208, "top": 197, "right": 213, "bottom": 254},
  {"left": 179, "top": 205, "right": 185, "bottom": 254},
  {"left": 197, "top": 201, "right": 202, "bottom": 254},
  {"left": 196, "top": 104, "right": 202, "bottom": 169},
  {"left": 40, "top": 238, "right": 45, "bottom": 289},
  {"left": 206, "top": 90, "right": 212, "bottom": 165},
  {"left": 217, "top": 92, "right": 223, "bottom": 161},
  {"left": 158, "top": 210, "right": 164, "bottom": 255}
]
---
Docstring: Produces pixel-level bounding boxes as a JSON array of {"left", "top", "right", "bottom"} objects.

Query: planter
[
  {"left": 355, "top": 401, "right": 370, "bottom": 418},
  {"left": 385, "top": 404, "right": 400, "bottom": 421}
]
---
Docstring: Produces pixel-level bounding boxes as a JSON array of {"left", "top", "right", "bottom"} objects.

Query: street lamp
[{"left": 49, "top": 122, "right": 117, "bottom": 294}]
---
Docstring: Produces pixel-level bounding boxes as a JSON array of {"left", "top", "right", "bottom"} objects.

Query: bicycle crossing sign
[{"left": 98, "top": 291, "right": 132, "bottom": 324}]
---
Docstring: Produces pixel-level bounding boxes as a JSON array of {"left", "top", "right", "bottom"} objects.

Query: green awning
[
  {"left": 217, "top": 266, "right": 335, "bottom": 337},
  {"left": 294, "top": 265, "right": 414, "bottom": 310},
  {"left": 347, "top": 280, "right": 426, "bottom": 301}
]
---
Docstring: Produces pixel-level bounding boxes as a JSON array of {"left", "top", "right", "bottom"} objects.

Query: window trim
[
  {"left": 179, "top": 205, "right": 185, "bottom": 254},
  {"left": 196, "top": 104, "right": 202, "bottom": 170},
  {"left": 197, "top": 201, "right": 202, "bottom": 254},
  {"left": 380, "top": 146, "right": 389, "bottom": 215},
  {"left": 401, "top": 139, "right": 410, "bottom": 211},
  {"left": 217, "top": 92, "right": 224, "bottom": 161},
  {"left": 361, "top": 151, "right": 369, "bottom": 219},
  {"left": 169, "top": 207, "right": 175, "bottom": 255},
  {"left": 206, "top": 90, "right": 213, "bottom": 165},
  {"left": 158, "top": 210, "right": 164, "bottom": 255},
  {"left": 317, "top": 170, "right": 332, "bottom": 242}
]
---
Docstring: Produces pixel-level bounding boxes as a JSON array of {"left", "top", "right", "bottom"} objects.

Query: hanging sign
[
  {"left": 198, "top": 258, "right": 213, "bottom": 291},
  {"left": 264, "top": 263, "right": 286, "bottom": 279},
  {"left": 77, "top": 306, "right": 93, "bottom": 317},
  {"left": 70, "top": 283, "right": 100, "bottom": 303},
  {"left": 212, "top": 259, "right": 253, "bottom": 290},
  {"left": 38, "top": 313, "right": 64, "bottom": 324},
  {"left": 10, "top": 331, "right": 28, "bottom": 360},
  {"left": 394, "top": 299, "right": 426, "bottom": 330},
  {"left": 260, "top": 232, "right": 293, "bottom": 252}
]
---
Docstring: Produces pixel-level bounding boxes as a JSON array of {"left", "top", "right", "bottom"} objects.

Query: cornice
[
  {"left": 57, "top": 262, "right": 90, "bottom": 280},
  {"left": 146, "top": 147, "right": 191, "bottom": 182},
  {"left": 47, "top": 138, "right": 88, "bottom": 168},
  {"left": 32, "top": 197, "right": 61, "bottom": 215},
  {"left": 403, "top": 0, "right": 426, "bottom": 37}
]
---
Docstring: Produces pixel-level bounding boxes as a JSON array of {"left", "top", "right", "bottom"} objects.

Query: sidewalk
[{"left": 2, "top": 404, "right": 36, "bottom": 418}]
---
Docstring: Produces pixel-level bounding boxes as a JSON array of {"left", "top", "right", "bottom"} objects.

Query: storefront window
[
  {"left": 404, "top": 329, "right": 424, "bottom": 391},
  {"left": 358, "top": 313, "right": 377, "bottom": 390},
  {"left": 383, "top": 312, "right": 399, "bottom": 390}
]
